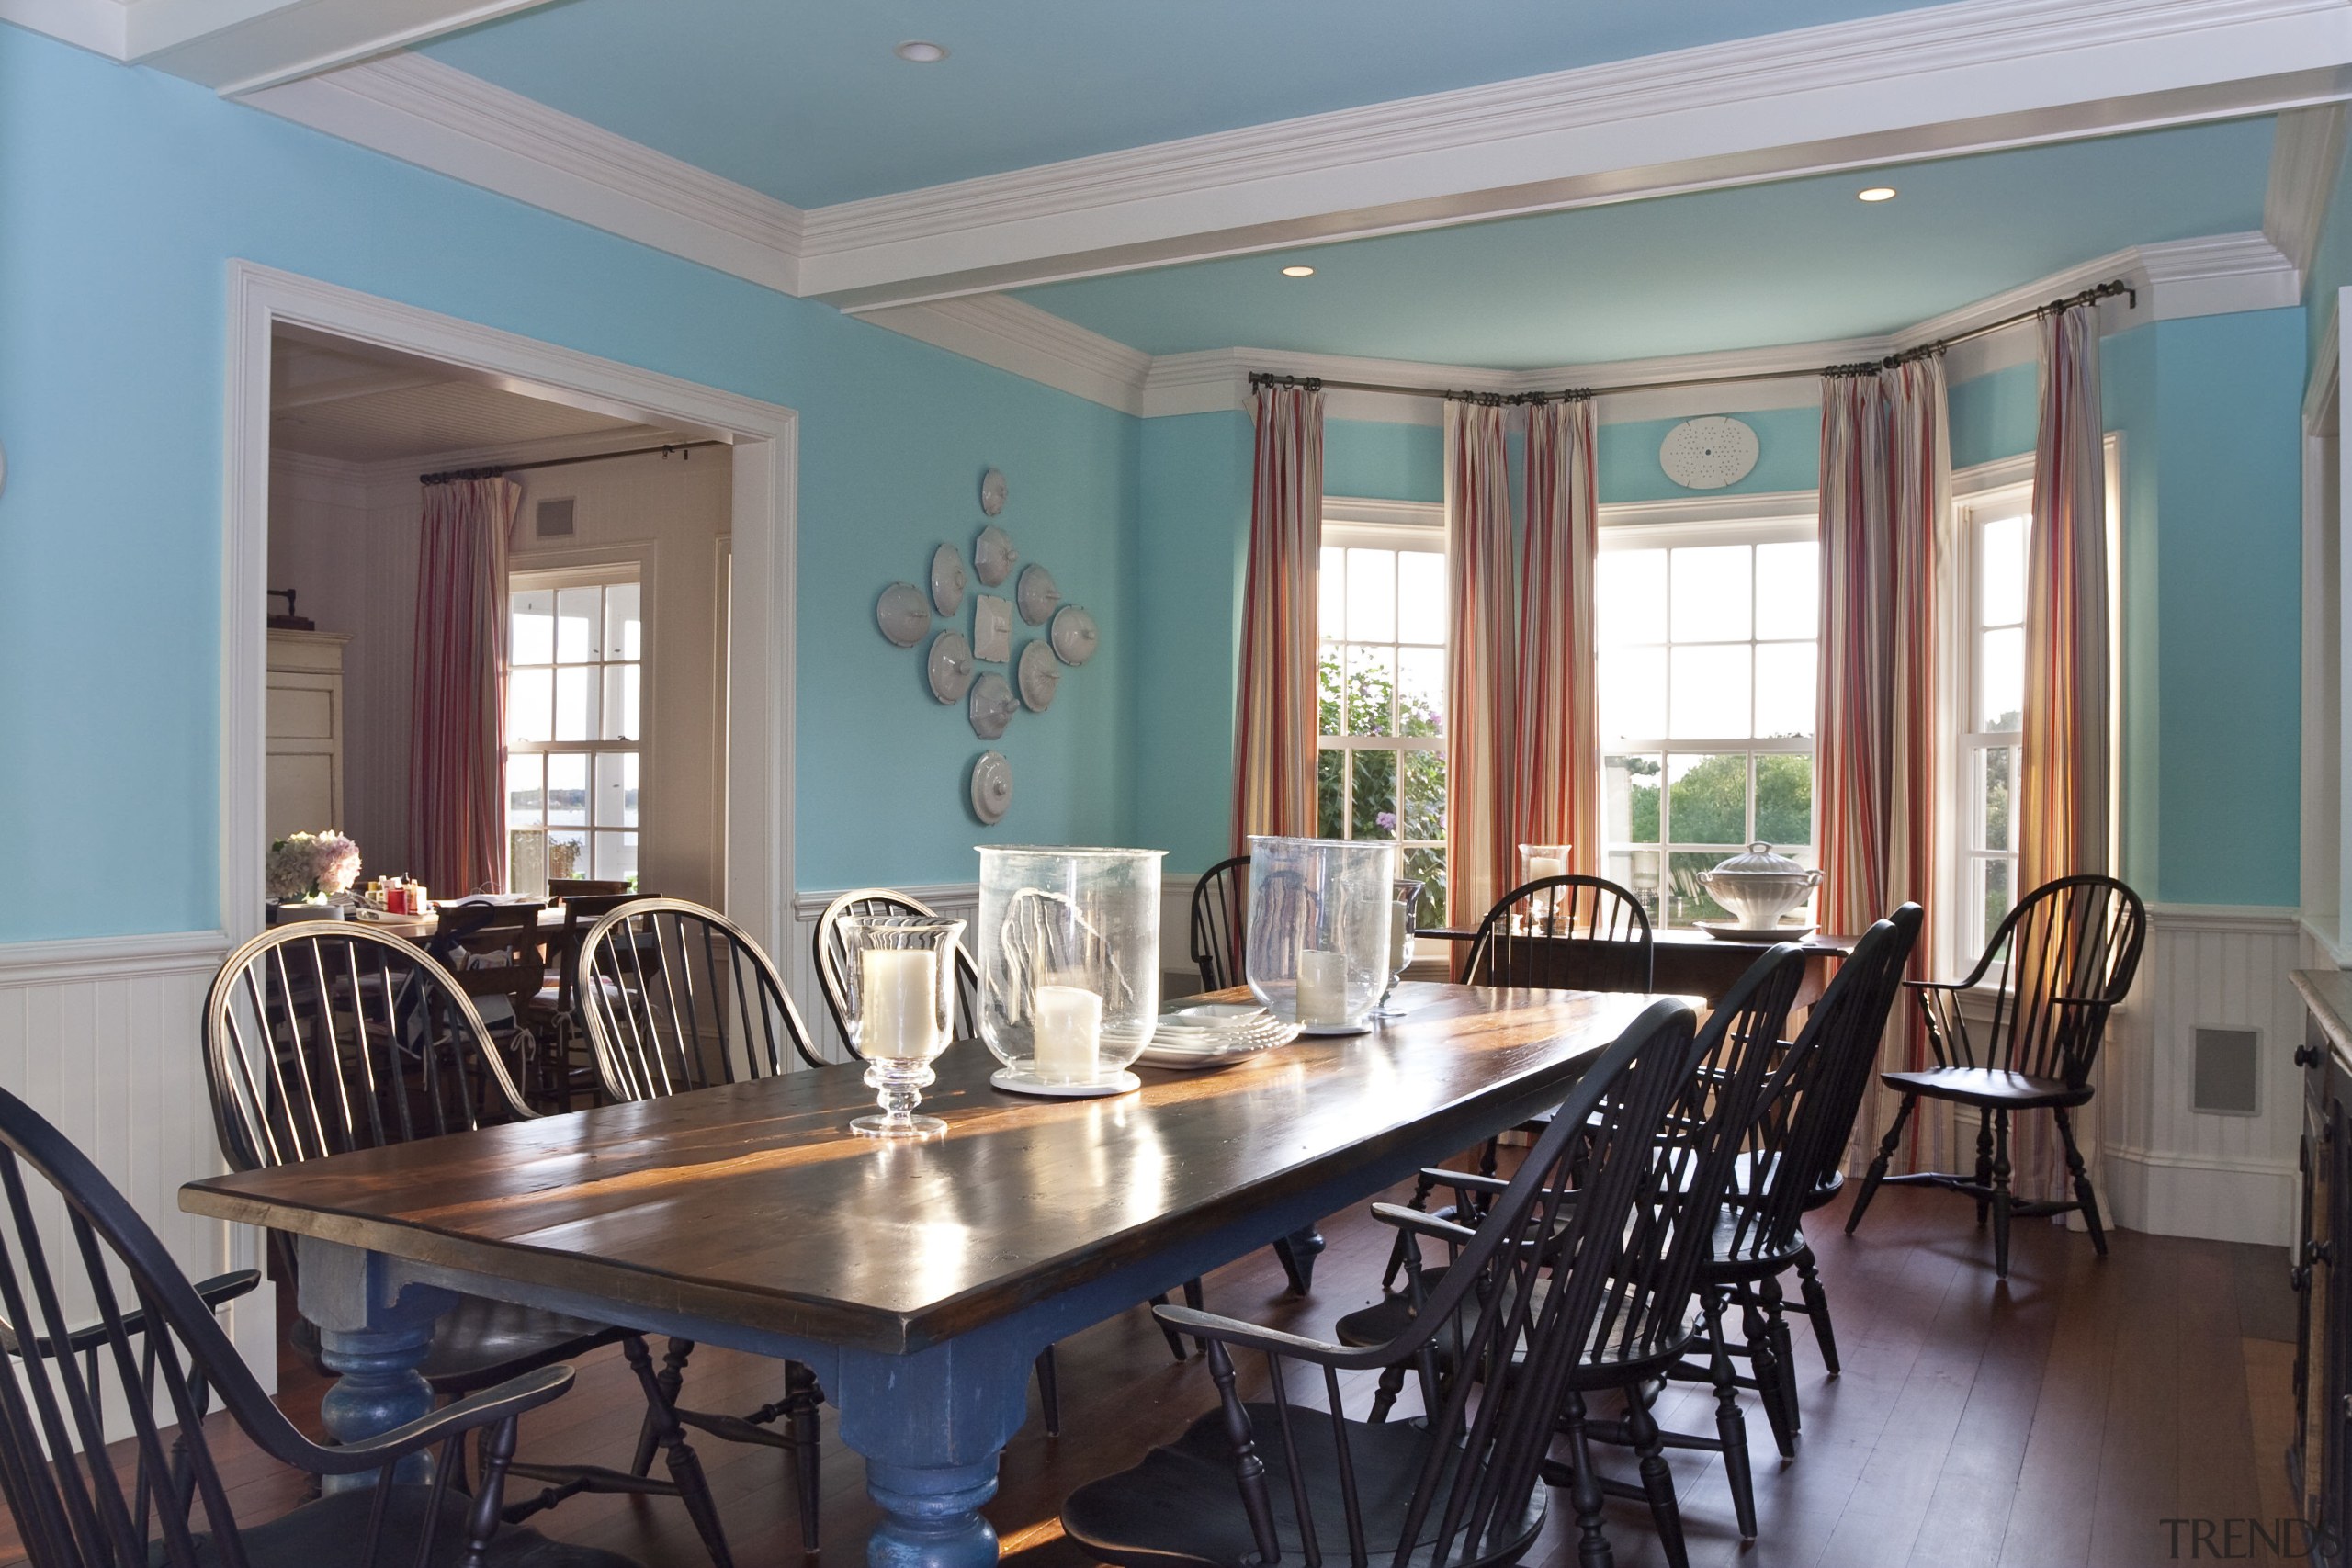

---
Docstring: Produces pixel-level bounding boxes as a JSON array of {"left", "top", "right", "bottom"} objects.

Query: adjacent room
[{"left": 0, "top": 3, "right": 2344, "bottom": 1566}]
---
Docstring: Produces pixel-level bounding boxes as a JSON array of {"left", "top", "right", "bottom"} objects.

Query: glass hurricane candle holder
[
  {"left": 837, "top": 914, "right": 963, "bottom": 1138},
  {"left": 978, "top": 847, "right": 1164, "bottom": 1096},
  {"left": 1245, "top": 837, "right": 1397, "bottom": 1032},
  {"left": 1517, "top": 843, "right": 1573, "bottom": 930},
  {"left": 1376, "top": 876, "right": 1425, "bottom": 1018}
]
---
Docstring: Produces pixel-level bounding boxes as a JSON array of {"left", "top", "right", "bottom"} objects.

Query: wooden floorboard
[{"left": 0, "top": 1187, "right": 2295, "bottom": 1567}]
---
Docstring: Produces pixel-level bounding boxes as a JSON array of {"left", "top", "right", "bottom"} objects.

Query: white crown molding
[
  {"left": 796, "top": 0, "right": 2352, "bottom": 306},
  {"left": 2139, "top": 230, "right": 2303, "bottom": 316},
  {"left": 853, "top": 294, "right": 1153, "bottom": 416},
  {"left": 2267, "top": 102, "right": 2347, "bottom": 276},
  {"left": 0, "top": 929, "right": 230, "bottom": 987},
  {"left": 239, "top": 53, "right": 806, "bottom": 295},
  {"left": 130, "top": 0, "right": 563, "bottom": 94}
]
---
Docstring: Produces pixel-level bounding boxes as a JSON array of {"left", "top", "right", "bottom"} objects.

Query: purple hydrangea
[{"left": 1375, "top": 811, "right": 1397, "bottom": 831}]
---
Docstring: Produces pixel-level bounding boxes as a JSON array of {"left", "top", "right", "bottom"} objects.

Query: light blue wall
[
  {"left": 0, "top": 24, "right": 1141, "bottom": 941},
  {"left": 1132, "top": 412, "right": 1255, "bottom": 874}
]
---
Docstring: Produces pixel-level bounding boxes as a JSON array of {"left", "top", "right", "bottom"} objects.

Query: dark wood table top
[
  {"left": 181, "top": 981, "right": 1662, "bottom": 1356},
  {"left": 1419, "top": 925, "right": 1859, "bottom": 953}
]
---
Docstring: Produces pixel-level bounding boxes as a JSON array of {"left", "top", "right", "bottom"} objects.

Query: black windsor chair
[
  {"left": 1845, "top": 875, "right": 2145, "bottom": 1277},
  {"left": 1340, "top": 942, "right": 1808, "bottom": 1568},
  {"left": 1060, "top": 997, "right": 1708, "bottom": 1568},
  {"left": 0, "top": 1079, "right": 644, "bottom": 1568},
  {"left": 574, "top": 897, "right": 852, "bottom": 1551},
  {"left": 198, "top": 923, "right": 727, "bottom": 1563}
]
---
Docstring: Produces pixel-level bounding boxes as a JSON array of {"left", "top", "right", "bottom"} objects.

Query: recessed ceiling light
[
  {"left": 1281, "top": 265, "right": 1316, "bottom": 277},
  {"left": 1857, "top": 186, "right": 1898, "bottom": 202},
  {"left": 894, "top": 39, "right": 947, "bottom": 62}
]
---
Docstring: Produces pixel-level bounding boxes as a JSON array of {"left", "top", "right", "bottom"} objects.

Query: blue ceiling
[
  {"left": 1011, "top": 120, "right": 2278, "bottom": 368},
  {"left": 421, "top": 0, "right": 1952, "bottom": 208}
]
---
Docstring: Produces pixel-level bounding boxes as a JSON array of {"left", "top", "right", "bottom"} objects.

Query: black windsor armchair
[
  {"left": 200, "top": 922, "right": 735, "bottom": 1566},
  {"left": 1845, "top": 875, "right": 2144, "bottom": 1278}
]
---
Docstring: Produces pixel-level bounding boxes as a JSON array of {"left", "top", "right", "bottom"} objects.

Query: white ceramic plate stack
[{"left": 1137, "top": 1002, "right": 1300, "bottom": 1070}]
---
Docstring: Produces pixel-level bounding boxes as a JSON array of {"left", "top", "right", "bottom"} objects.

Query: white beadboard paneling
[
  {"left": 0, "top": 932, "right": 275, "bottom": 1393},
  {"left": 2101, "top": 905, "right": 2302, "bottom": 1247}
]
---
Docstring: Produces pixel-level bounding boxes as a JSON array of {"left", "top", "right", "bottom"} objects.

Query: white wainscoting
[
  {"left": 2098, "top": 904, "right": 2304, "bottom": 1248},
  {"left": 0, "top": 930, "right": 276, "bottom": 1392}
]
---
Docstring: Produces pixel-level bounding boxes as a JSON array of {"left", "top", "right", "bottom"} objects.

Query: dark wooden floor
[{"left": 2, "top": 1185, "right": 2301, "bottom": 1567}]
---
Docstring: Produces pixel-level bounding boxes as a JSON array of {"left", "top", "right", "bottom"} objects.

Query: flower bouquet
[{"left": 266, "top": 831, "right": 362, "bottom": 903}]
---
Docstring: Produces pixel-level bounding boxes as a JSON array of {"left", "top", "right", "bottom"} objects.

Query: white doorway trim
[{"left": 223, "top": 260, "right": 798, "bottom": 954}]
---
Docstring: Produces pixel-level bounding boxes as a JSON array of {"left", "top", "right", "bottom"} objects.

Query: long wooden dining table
[{"left": 180, "top": 980, "right": 1669, "bottom": 1565}]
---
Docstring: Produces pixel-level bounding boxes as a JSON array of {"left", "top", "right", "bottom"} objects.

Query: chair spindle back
[
  {"left": 581, "top": 898, "right": 822, "bottom": 1096},
  {"left": 1187, "top": 855, "right": 1250, "bottom": 993},
  {"left": 812, "top": 888, "right": 980, "bottom": 1045},
  {"left": 1460, "top": 875, "right": 1655, "bottom": 992},
  {"left": 1937, "top": 875, "right": 2144, "bottom": 1086}
]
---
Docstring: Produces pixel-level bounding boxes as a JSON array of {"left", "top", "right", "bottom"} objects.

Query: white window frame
[
  {"left": 1317, "top": 507, "right": 1448, "bottom": 919},
  {"left": 1953, "top": 479, "right": 2030, "bottom": 964},
  {"left": 507, "top": 561, "right": 645, "bottom": 892},
  {"left": 1944, "top": 438, "right": 2123, "bottom": 976},
  {"left": 1596, "top": 512, "right": 1822, "bottom": 928}
]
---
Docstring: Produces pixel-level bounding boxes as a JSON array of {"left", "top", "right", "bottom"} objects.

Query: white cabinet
[{"left": 266, "top": 630, "right": 351, "bottom": 841}]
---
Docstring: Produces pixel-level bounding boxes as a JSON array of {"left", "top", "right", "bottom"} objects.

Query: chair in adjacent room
[
  {"left": 0, "top": 1079, "right": 642, "bottom": 1568},
  {"left": 425, "top": 899, "right": 550, "bottom": 1085},
  {"left": 1060, "top": 996, "right": 1711, "bottom": 1568},
  {"left": 200, "top": 923, "right": 733, "bottom": 1566},
  {"left": 1845, "top": 875, "right": 2146, "bottom": 1278},
  {"left": 1337, "top": 942, "right": 1808, "bottom": 1568},
  {"left": 525, "top": 890, "right": 648, "bottom": 1111}
]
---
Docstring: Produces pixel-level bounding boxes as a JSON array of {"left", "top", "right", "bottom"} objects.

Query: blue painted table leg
[
  {"left": 863, "top": 1460, "right": 1001, "bottom": 1568},
  {"left": 831, "top": 1328, "right": 1035, "bottom": 1568},
  {"left": 296, "top": 1238, "right": 456, "bottom": 1493},
  {"left": 315, "top": 1319, "right": 437, "bottom": 1489}
]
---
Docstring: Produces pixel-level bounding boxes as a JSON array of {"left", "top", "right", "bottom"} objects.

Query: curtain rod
[
  {"left": 421, "top": 439, "right": 727, "bottom": 486},
  {"left": 1246, "top": 278, "right": 2137, "bottom": 404}
]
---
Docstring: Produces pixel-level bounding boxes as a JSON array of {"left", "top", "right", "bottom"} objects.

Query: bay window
[{"left": 1598, "top": 522, "right": 1820, "bottom": 927}]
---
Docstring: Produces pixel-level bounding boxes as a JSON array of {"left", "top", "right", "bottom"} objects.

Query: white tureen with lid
[{"left": 1696, "top": 842, "right": 1823, "bottom": 929}]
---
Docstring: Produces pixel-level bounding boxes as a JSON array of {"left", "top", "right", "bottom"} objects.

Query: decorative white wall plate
[
  {"left": 970, "top": 750, "right": 1012, "bottom": 824},
  {"left": 876, "top": 581, "right": 931, "bottom": 647},
  {"left": 973, "top": 593, "right": 1012, "bottom": 663},
  {"left": 969, "top": 671, "right": 1015, "bottom": 739},
  {"left": 927, "top": 629, "right": 976, "bottom": 703},
  {"left": 979, "top": 468, "right": 1008, "bottom": 517},
  {"left": 1049, "top": 604, "right": 1099, "bottom": 666},
  {"left": 1018, "top": 639, "right": 1060, "bottom": 711},
  {"left": 1015, "top": 563, "right": 1060, "bottom": 626},
  {"left": 974, "top": 524, "right": 1016, "bottom": 586},
  {"left": 1658, "top": 416, "right": 1759, "bottom": 491},
  {"left": 930, "top": 544, "right": 967, "bottom": 616}
]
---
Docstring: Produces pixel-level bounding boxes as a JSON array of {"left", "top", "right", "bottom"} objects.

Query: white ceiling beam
[
  {"left": 800, "top": 0, "right": 2352, "bottom": 305},
  {"left": 220, "top": 0, "right": 2352, "bottom": 311},
  {"left": 2267, "top": 102, "right": 2348, "bottom": 276},
  {"left": 121, "top": 0, "right": 562, "bottom": 94}
]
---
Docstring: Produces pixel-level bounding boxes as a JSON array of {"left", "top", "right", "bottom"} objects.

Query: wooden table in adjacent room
[{"left": 180, "top": 980, "right": 1664, "bottom": 1565}]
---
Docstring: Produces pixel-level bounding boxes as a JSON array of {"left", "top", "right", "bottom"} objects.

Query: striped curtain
[
  {"left": 1817, "top": 355, "right": 1951, "bottom": 1177},
  {"left": 1514, "top": 395, "right": 1600, "bottom": 875},
  {"left": 1444, "top": 397, "right": 1516, "bottom": 927},
  {"left": 409, "top": 476, "right": 521, "bottom": 897},
  {"left": 2017, "top": 300, "right": 2112, "bottom": 1201},
  {"left": 2020, "top": 301, "right": 2111, "bottom": 887},
  {"left": 1231, "top": 382, "right": 1325, "bottom": 852}
]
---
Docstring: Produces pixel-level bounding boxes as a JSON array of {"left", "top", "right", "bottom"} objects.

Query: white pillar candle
[
  {"left": 859, "top": 948, "right": 938, "bottom": 1061},
  {"left": 1032, "top": 984, "right": 1103, "bottom": 1082},
  {"left": 1529, "top": 854, "right": 1565, "bottom": 884},
  {"left": 1297, "top": 948, "right": 1349, "bottom": 1028}
]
